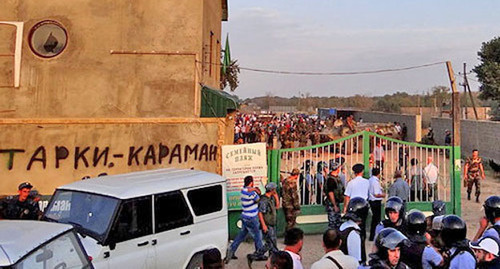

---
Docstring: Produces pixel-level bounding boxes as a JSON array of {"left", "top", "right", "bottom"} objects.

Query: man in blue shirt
[
  {"left": 401, "top": 210, "right": 443, "bottom": 269},
  {"left": 339, "top": 197, "right": 369, "bottom": 264},
  {"left": 441, "top": 215, "right": 476, "bottom": 269},
  {"left": 225, "top": 176, "right": 266, "bottom": 264},
  {"left": 473, "top": 195, "right": 500, "bottom": 241},
  {"left": 388, "top": 170, "right": 410, "bottom": 203}
]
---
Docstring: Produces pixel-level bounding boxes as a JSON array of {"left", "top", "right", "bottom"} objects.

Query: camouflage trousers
[
  {"left": 466, "top": 173, "right": 481, "bottom": 197},
  {"left": 284, "top": 208, "right": 298, "bottom": 231},
  {"left": 326, "top": 205, "right": 342, "bottom": 230}
]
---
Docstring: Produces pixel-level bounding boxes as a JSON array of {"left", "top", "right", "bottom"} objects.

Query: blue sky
[{"left": 222, "top": 1, "right": 500, "bottom": 99}]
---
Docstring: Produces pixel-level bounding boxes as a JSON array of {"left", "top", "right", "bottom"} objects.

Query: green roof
[{"left": 201, "top": 85, "right": 239, "bottom": 117}]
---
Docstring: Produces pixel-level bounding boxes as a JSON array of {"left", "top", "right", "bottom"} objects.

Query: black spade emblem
[{"left": 43, "top": 32, "right": 59, "bottom": 53}]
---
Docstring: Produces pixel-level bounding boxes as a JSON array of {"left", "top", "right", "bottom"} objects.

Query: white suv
[{"left": 43, "top": 168, "right": 228, "bottom": 269}]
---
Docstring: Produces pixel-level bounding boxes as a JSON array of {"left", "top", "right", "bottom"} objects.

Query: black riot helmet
[
  {"left": 343, "top": 197, "right": 369, "bottom": 222},
  {"left": 441, "top": 215, "right": 467, "bottom": 247},
  {"left": 317, "top": 161, "right": 327, "bottom": 172},
  {"left": 375, "top": 228, "right": 409, "bottom": 260},
  {"left": 406, "top": 210, "right": 427, "bottom": 242},
  {"left": 385, "top": 196, "right": 405, "bottom": 221},
  {"left": 484, "top": 195, "right": 500, "bottom": 224},
  {"left": 432, "top": 200, "right": 446, "bottom": 216}
]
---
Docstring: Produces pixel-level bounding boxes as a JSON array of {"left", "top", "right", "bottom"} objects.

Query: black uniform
[{"left": 0, "top": 196, "right": 41, "bottom": 220}]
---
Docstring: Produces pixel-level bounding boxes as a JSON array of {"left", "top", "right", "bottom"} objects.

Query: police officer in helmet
[
  {"left": 429, "top": 215, "right": 447, "bottom": 252},
  {"left": 441, "top": 215, "right": 476, "bottom": 269},
  {"left": 0, "top": 182, "right": 41, "bottom": 220},
  {"left": 473, "top": 195, "right": 500, "bottom": 241},
  {"left": 401, "top": 210, "right": 443, "bottom": 269},
  {"left": 366, "top": 228, "right": 410, "bottom": 269},
  {"left": 375, "top": 196, "right": 407, "bottom": 238},
  {"left": 425, "top": 200, "right": 446, "bottom": 234},
  {"left": 339, "top": 197, "right": 369, "bottom": 264}
]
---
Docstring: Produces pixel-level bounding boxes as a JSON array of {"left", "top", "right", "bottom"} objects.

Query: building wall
[
  {"left": 431, "top": 117, "right": 500, "bottom": 162},
  {"left": 0, "top": 119, "right": 224, "bottom": 195},
  {"left": 0, "top": 0, "right": 225, "bottom": 118},
  {"left": 402, "top": 107, "right": 490, "bottom": 127},
  {"left": 352, "top": 111, "right": 421, "bottom": 142},
  {"left": 0, "top": 1, "right": 231, "bottom": 195},
  {"left": 201, "top": 0, "right": 223, "bottom": 89}
]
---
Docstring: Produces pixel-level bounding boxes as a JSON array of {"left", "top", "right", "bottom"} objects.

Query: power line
[
  {"left": 196, "top": 59, "right": 447, "bottom": 76},
  {"left": 238, "top": 61, "right": 447, "bottom": 76}
]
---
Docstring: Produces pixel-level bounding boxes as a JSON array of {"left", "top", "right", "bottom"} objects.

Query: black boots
[{"left": 467, "top": 192, "right": 471, "bottom": 200}]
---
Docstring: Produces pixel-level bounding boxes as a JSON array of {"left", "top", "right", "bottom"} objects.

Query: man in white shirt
[
  {"left": 368, "top": 168, "right": 385, "bottom": 241},
  {"left": 373, "top": 140, "right": 385, "bottom": 170},
  {"left": 343, "top": 163, "right": 370, "bottom": 251},
  {"left": 424, "top": 156, "right": 439, "bottom": 200},
  {"left": 311, "top": 229, "right": 359, "bottom": 269},
  {"left": 283, "top": 228, "right": 304, "bottom": 269},
  {"left": 343, "top": 164, "right": 369, "bottom": 213}
]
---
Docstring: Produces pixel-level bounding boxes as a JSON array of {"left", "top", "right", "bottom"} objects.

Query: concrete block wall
[
  {"left": 353, "top": 111, "right": 421, "bottom": 142},
  {"left": 431, "top": 117, "right": 500, "bottom": 162}
]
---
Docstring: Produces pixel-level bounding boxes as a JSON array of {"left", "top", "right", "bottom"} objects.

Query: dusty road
[{"left": 226, "top": 172, "right": 500, "bottom": 269}]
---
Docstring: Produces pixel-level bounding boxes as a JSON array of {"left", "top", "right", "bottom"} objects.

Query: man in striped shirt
[{"left": 225, "top": 175, "right": 267, "bottom": 264}]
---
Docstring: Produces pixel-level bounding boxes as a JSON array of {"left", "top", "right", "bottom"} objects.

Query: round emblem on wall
[{"left": 28, "top": 20, "right": 68, "bottom": 58}]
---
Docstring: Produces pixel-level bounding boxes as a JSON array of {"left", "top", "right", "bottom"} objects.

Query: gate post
[
  {"left": 269, "top": 149, "right": 280, "bottom": 184},
  {"left": 362, "top": 131, "right": 371, "bottom": 178},
  {"left": 447, "top": 61, "right": 462, "bottom": 216},
  {"left": 452, "top": 147, "right": 462, "bottom": 215}
]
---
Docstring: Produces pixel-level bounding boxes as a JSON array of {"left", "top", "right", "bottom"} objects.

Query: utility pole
[
  {"left": 462, "top": 63, "right": 468, "bottom": 119},
  {"left": 446, "top": 61, "right": 461, "bottom": 216},
  {"left": 463, "top": 63, "right": 479, "bottom": 120}
]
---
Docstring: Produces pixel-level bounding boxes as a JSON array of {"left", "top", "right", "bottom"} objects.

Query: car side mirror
[{"left": 109, "top": 241, "right": 116, "bottom": 250}]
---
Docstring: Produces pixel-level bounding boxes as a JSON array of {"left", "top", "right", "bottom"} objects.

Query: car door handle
[
  {"left": 137, "top": 241, "right": 149, "bottom": 247},
  {"left": 151, "top": 239, "right": 157, "bottom": 245},
  {"left": 180, "top": 230, "right": 191, "bottom": 236}
]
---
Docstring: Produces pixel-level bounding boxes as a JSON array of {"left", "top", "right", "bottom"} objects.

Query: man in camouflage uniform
[
  {"left": 282, "top": 168, "right": 301, "bottom": 230},
  {"left": 464, "top": 149, "right": 486, "bottom": 202},
  {"left": 298, "top": 130, "right": 308, "bottom": 148}
]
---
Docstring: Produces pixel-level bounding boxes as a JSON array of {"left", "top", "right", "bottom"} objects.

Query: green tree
[
  {"left": 473, "top": 36, "right": 500, "bottom": 101},
  {"left": 489, "top": 101, "right": 500, "bottom": 121},
  {"left": 372, "top": 98, "right": 401, "bottom": 113},
  {"left": 430, "top": 86, "right": 451, "bottom": 107}
]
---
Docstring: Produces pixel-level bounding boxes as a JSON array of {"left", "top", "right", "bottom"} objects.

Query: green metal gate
[
  {"left": 266, "top": 130, "right": 460, "bottom": 235},
  {"left": 228, "top": 131, "right": 460, "bottom": 238}
]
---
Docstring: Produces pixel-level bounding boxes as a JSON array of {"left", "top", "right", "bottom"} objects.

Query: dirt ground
[{"left": 226, "top": 172, "right": 500, "bottom": 269}]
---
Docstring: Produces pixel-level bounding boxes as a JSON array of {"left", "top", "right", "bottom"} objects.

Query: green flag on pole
[{"left": 222, "top": 34, "right": 231, "bottom": 74}]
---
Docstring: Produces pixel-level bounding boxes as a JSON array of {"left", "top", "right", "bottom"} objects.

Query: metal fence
[{"left": 268, "top": 131, "right": 460, "bottom": 217}]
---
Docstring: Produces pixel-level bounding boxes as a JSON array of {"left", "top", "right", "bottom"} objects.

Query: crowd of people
[
  {"left": 234, "top": 113, "right": 331, "bottom": 148},
  {"left": 233, "top": 112, "right": 409, "bottom": 148},
  {"left": 222, "top": 159, "right": 499, "bottom": 269}
]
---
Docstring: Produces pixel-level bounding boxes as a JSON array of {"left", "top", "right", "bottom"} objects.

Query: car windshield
[
  {"left": 44, "top": 190, "right": 119, "bottom": 242},
  {"left": 14, "top": 231, "right": 91, "bottom": 269}
]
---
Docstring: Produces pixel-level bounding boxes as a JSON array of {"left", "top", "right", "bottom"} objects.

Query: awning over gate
[{"left": 201, "top": 85, "right": 240, "bottom": 117}]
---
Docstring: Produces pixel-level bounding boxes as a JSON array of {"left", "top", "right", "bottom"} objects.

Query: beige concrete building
[{"left": 0, "top": 0, "right": 236, "bottom": 195}]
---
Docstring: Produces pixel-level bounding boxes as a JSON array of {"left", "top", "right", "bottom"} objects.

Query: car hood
[{"left": 0, "top": 221, "right": 73, "bottom": 266}]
